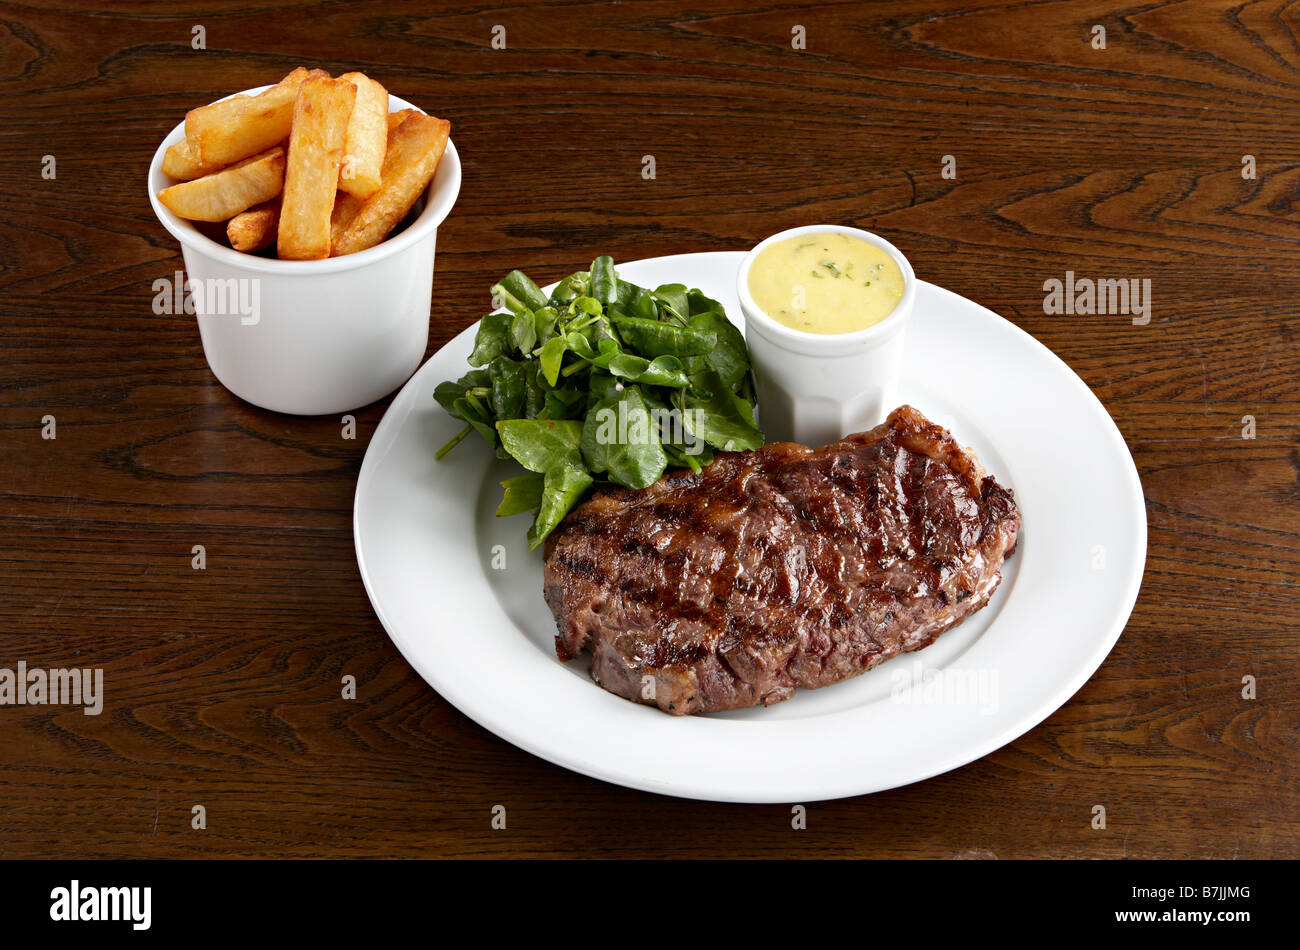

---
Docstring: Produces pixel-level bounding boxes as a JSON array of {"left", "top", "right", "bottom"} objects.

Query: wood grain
[{"left": 0, "top": 0, "right": 1296, "bottom": 859}]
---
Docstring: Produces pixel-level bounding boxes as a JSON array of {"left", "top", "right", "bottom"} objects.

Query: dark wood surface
[{"left": 1, "top": 0, "right": 1296, "bottom": 859}]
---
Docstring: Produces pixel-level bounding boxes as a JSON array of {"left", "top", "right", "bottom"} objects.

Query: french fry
[
  {"left": 331, "top": 111, "right": 419, "bottom": 245},
  {"left": 185, "top": 67, "right": 322, "bottom": 166},
  {"left": 337, "top": 72, "right": 388, "bottom": 199},
  {"left": 387, "top": 109, "right": 415, "bottom": 135},
  {"left": 162, "top": 137, "right": 224, "bottom": 181},
  {"left": 329, "top": 191, "right": 367, "bottom": 248},
  {"left": 157, "top": 147, "right": 286, "bottom": 222},
  {"left": 277, "top": 76, "right": 357, "bottom": 260},
  {"left": 332, "top": 113, "right": 450, "bottom": 257},
  {"left": 227, "top": 199, "right": 281, "bottom": 252}
]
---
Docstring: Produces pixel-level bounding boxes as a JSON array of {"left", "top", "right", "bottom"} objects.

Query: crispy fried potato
[
  {"left": 157, "top": 147, "right": 286, "bottom": 222},
  {"left": 162, "top": 137, "right": 224, "bottom": 181},
  {"left": 185, "top": 67, "right": 323, "bottom": 166},
  {"left": 227, "top": 199, "right": 281, "bottom": 252},
  {"left": 337, "top": 72, "right": 388, "bottom": 199},
  {"left": 331, "top": 112, "right": 415, "bottom": 245},
  {"left": 277, "top": 76, "right": 357, "bottom": 260},
  {"left": 387, "top": 109, "right": 415, "bottom": 135},
  {"left": 332, "top": 113, "right": 450, "bottom": 257},
  {"left": 329, "top": 191, "right": 366, "bottom": 248}
]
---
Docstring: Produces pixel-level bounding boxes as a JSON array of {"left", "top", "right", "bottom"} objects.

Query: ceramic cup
[
  {"left": 147, "top": 87, "right": 462, "bottom": 415},
  {"left": 736, "top": 224, "right": 916, "bottom": 446}
]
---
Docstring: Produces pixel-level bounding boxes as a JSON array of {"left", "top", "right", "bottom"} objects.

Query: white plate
[{"left": 353, "top": 251, "right": 1147, "bottom": 802}]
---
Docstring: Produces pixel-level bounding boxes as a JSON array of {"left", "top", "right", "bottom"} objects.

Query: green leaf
[
  {"left": 630, "top": 289, "right": 658, "bottom": 320},
  {"left": 682, "top": 368, "right": 764, "bottom": 452},
  {"left": 644, "top": 386, "right": 710, "bottom": 459},
  {"left": 543, "top": 387, "right": 586, "bottom": 420},
  {"left": 580, "top": 400, "right": 609, "bottom": 475},
  {"left": 612, "top": 316, "right": 716, "bottom": 358},
  {"left": 510, "top": 310, "right": 537, "bottom": 355},
  {"left": 468, "top": 311, "right": 513, "bottom": 366},
  {"left": 489, "top": 356, "right": 525, "bottom": 420},
  {"left": 527, "top": 463, "right": 594, "bottom": 550},
  {"left": 590, "top": 255, "right": 618, "bottom": 305},
  {"left": 452, "top": 395, "right": 497, "bottom": 448},
  {"left": 581, "top": 386, "right": 667, "bottom": 490},
  {"left": 588, "top": 338, "right": 622, "bottom": 370},
  {"left": 607, "top": 353, "right": 690, "bottom": 388},
  {"left": 652, "top": 283, "right": 689, "bottom": 323},
  {"left": 497, "top": 473, "right": 544, "bottom": 517},
  {"left": 433, "top": 369, "right": 490, "bottom": 419},
  {"left": 592, "top": 318, "right": 619, "bottom": 346},
  {"left": 615, "top": 278, "right": 646, "bottom": 308},
  {"left": 564, "top": 331, "right": 597, "bottom": 361},
  {"left": 573, "top": 296, "right": 603, "bottom": 317},
  {"left": 664, "top": 442, "right": 711, "bottom": 474},
  {"left": 539, "top": 336, "right": 568, "bottom": 387},
  {"left": 494, "top": 269, "right": 550, "bottom": 312},
  {"left": 689, "top": 311, "right": 749, "bottom": 388},
  {"left": 496, "top": 419, "right": 584, "bottom": 473},
  {"left": 523, "top": 362, "right": 545, "bottom": 419},
  {"left": 587, "top": 372, "right": 622, "bottom": 401},
  {"left": 533, "top": 306, "right": 559, "bottom": 344},
  {"left": 687, "top": 288, "right": 725, "bottom": 316},
  {"left": 548, "top": 271, "right": 589, "bottom": 307}
]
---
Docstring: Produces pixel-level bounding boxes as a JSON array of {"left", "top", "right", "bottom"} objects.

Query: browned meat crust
[{"left": 543, "top": 405, "right": 1021, "bottom": 715}]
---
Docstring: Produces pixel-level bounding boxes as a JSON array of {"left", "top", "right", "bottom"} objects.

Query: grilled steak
[{"left": 543, "top": 405, "right": 1020, "bottom": 715}]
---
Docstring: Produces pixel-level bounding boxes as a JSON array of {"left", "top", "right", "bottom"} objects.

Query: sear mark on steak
[{"left": 543, "top": 405, "right": 1021, "bottom": 715}]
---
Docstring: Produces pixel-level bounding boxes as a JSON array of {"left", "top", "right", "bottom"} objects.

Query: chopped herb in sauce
[{"left": 749, "top": 232, "right": 904, "bottom": 334}]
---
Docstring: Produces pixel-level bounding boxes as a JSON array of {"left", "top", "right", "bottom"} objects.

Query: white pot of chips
[{"left": 148, "top": 70, "right": 461, "bottom": 415}]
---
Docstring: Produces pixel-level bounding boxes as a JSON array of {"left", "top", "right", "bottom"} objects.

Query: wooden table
[{"left": 1, "top": 0, "right": 1295, "bottom": 860}]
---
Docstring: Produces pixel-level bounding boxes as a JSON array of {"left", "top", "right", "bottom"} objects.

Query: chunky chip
[
  {"left": 276, "top": 76, "right": 357, "bottom": 260},
  {"left": 337, "top": 72, "right": 389, "bottom": 200},
  {"left": 161, "top": 137, "right": 225, "bottom": 181},
  {"left": 331, "top": 110, "right": 418, "bottom": 245},
  {"left": 331, "top": 113, "right": 450, "bottom": 256},
  {"left": 329, "top": 191, "right": 366, "bottom": 248},
  {"left": 387, "top": 109, "right": 415, "bottom": 135},
  {"left": 184, "top": 67, "right": 322, "bottom": 166},
  {"left": 157, "top": 147, "right": 286, "bottom": 222},
  {"left": 227, "top": 199, "right": 281, "bottom": 252}
]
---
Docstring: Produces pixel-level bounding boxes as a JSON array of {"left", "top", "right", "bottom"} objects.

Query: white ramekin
[
  {"left": 147, "top": 85, "right": 462, "bottom": 415},
  {"left": 736, "top": 224, "right": 916, "bottom": 446}
]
